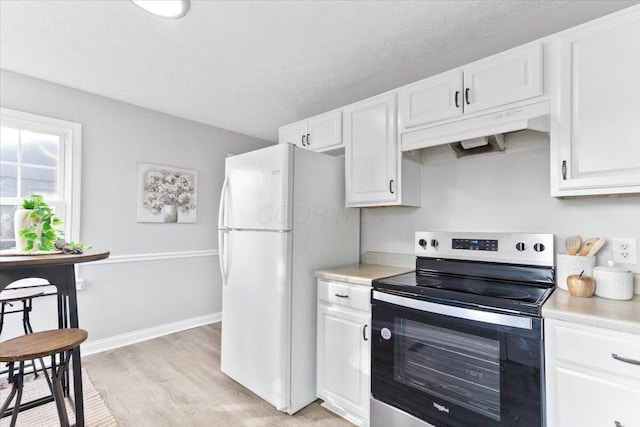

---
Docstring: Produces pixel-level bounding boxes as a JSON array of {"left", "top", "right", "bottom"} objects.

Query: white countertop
[
  {"left": 314, "top": 263, "right": 413, "bottom": 287},
  {"left": 542, "top": 288, "right": 640, "bottom": 335}
]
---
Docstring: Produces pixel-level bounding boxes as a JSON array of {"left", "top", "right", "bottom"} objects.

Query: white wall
[
  {"left": 0, "top": 69, "right": 271, "bottom": 347},
  {"left": 360, "top": 131, "right": 640, "bottom": 278}
]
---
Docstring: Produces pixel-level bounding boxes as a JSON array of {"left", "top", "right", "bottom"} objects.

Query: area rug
[{"left": 0, "top": 367, "right": 117, "bottom": 426}]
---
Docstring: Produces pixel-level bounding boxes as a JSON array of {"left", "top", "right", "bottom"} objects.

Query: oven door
[{"left": 371, "top": 290, "right": 544, "bottom": 427}]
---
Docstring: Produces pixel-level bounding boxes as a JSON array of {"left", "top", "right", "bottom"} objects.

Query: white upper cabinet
[
  {"left": 279, "top": 120, "right": 308, "bottom": 148},
  {"left": 398, "top": 70, "right": 463, "bottom": 127},
  {"left": 345, "top": 93, "right": 398, "bottom": 206},
  {"left": 550, "top": 7, "right": 640, "bottom": 197},
  {"left": 398, "top": 43, "right": 544, "bottom": 132},
  {"left": 278, "top": 110, "right": 343, "bottom": 153},
  {"left": 463, "top": 44, "right": 543, "bottom": 114},
  {"left": 344, "top": 92, "right": 422, "bottom": 207}
]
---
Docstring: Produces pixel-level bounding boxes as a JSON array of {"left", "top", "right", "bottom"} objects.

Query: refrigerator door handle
[
  {"left": 219, "top": 230, "right": 229, "bottom": 285},
  {"left": 218, "top": 175, "right": 229, "bottom": 230}
]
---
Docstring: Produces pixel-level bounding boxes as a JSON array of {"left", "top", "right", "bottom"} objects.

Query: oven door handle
[{"left": 372, "top": 290, "right": 533, "bottom": 330}]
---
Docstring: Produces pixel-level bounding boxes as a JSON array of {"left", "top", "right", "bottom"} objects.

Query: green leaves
[{"left": 18, "top": 194, "right": 64, "bottom": 251}]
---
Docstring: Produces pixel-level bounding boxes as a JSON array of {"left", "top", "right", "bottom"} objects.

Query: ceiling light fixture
[{"left": 131, "top": 0, "right": 190, "bottom": 19}]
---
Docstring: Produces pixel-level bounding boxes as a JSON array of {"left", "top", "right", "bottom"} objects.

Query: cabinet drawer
[
  {"left": 553, "top": 367, "right": 640, "bottom": 427},
  {"left": 318, "top": 279, "right": 371, "bottom": 312},
  {"left": 553, "top": 323, "right": 640, "bottom": 381}
]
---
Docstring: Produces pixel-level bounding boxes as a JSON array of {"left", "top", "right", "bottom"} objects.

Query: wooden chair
[
  {"left": 0, "top": 328, "right": 88, "bottom": 427},
  {"left": 1, "top": 287, "right": 47, "bottom": 378},
  {"left": 0, "top": 287, "right": 45, "bottom": 335}
]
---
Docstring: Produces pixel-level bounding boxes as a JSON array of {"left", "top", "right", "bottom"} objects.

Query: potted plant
[{"left": 14, "top": 194, "right": 64, "bottom": 251}]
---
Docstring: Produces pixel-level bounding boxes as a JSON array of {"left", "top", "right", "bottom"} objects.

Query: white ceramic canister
[
  {"left": 593, "top": 261, "right": 633, "bottom": 300},
  {"left": 556, "top": 253, "right": 596, "bottom": 291}
]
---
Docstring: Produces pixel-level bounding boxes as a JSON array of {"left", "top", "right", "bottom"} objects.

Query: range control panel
[
  {"left": 452, "top": 238, "right": 498, "bottom": 251},
  {"left": 415, "top": 231, "right": 554, "bottom": 267}
]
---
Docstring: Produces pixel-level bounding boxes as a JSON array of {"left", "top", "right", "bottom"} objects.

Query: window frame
[{"left": 1, "top": 107, "right": 82, "bottom": 246}]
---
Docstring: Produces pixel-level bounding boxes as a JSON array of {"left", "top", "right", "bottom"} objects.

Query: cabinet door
[
  {"left": 307, "top": 110, "right": 342, "bottom": 151},
  {"left": 317, "top": 304, "right": 370, "bottom": 421},
  {"left": 551, "top": 367, "right": 640, "bottom": 427},
  {"left": 552, "top": 10, "right": 640, "bottom": 196},
  {"left": 463, "top": 43, "right": 543, "bottom": 114},
  {"left": 279, "top": 120, "right": 308, "bottom": 148},
  {"left": 345, "top": 93, "right": 398, "bottom": 206},
  {"left": 398, "top": 70, "right": 463, "bottom": 129}
]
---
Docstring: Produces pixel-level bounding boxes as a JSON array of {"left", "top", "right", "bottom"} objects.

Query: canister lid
[{"left": 593, "top": 260, "right": 631, "bottom": 273}]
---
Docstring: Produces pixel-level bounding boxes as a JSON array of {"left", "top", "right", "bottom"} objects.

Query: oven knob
[
  {"left": 430, "top": 239, "right": 438, "bottom": 248},
  {"left": 534, "top": 243, "right": 545, "bottom": 252},
  {"left": 516, "top": 242, "right": 526, "bottom": 251},
  {"left": 418, "top": 239, "right": 427, "bottom": 248}
]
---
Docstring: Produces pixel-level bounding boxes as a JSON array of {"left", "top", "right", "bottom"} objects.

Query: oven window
[{"left": 395, "top": 319, "right": 501, "bottom": 421}]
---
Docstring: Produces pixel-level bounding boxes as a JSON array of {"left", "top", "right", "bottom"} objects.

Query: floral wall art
[{"left": 137, "top": 163, "right": 198, "bottom": 223}]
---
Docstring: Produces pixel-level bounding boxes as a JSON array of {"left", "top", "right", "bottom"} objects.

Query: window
[{"left": 0, "top": 108, "right": 81, "bottom": 250}]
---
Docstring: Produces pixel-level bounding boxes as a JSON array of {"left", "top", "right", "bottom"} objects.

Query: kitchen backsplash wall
[{"left": 360, "top": 131, "right": 640, "bottom": 288}]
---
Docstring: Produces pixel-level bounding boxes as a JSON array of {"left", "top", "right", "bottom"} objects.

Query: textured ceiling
[{"left": 0, "top": 1, "right": 629, "bottom": 142}]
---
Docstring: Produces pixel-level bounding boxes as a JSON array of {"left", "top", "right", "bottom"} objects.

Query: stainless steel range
[{"left": 371, "top": 231, "right": 555, "bottom": 427}]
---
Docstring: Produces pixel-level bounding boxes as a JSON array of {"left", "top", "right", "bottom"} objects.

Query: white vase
[
  {"left": 14, "top": 208, "right": 41, "bottom": 251},
  {"left": 163, "top": 205, "right": 178, "bottom": 223}
]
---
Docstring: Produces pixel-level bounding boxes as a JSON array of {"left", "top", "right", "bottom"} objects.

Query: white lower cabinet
[
  {"left": 545, "top": 319, "right": 640, "bottom": 427},
  {"left": 317, "top": 279, "right": 371, "bottom": 426}
]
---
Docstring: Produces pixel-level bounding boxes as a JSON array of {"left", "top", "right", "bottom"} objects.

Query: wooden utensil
[
  {"left": 565, "top": 235, "right": 582, "bottom": 255},
  {"left": 579, "top": 237, "right": 601, "bottom": 256},
  {"left": 585, "top": 237, "right": 605, "bottom": 256}
]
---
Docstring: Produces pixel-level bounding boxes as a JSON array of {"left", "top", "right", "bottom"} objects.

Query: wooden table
[{"left": 0, "top": 250, "right": 110, "bottom": 426}]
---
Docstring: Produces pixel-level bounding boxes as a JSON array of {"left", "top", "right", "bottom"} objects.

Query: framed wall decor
[{"left": 137, "top": 162, "right": 198, "bottom": 223}]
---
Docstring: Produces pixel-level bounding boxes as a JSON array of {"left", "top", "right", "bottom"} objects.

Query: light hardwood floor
[{"left": 83, "top": 323, "right": 353, "bottom": 427}]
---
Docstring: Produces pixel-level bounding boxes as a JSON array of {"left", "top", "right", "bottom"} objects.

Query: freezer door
[
  {"left": 224, "top": 144, "right": 293, "bottom": 231},
  {"left": 220, "top": 230, "right": 292, "bottom": 411}
]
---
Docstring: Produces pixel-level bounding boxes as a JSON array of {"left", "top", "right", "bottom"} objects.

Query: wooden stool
[{"left": 0, "top": 328, "right": 88, "bottom": 427}]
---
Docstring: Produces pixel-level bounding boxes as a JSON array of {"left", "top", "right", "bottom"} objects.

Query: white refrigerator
[{"left": 218, "top": 143, "right": 360, "bottom": 414}]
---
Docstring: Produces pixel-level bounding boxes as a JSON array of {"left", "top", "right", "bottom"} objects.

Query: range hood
[{"left": 400, "top": 100, "right": 550, "bottom": 155}]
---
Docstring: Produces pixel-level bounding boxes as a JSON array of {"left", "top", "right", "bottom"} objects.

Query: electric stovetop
[{"left": 373, "top": 270, "right": 554, "bottom": 316}]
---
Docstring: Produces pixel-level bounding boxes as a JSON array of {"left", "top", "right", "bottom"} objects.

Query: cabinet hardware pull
[
  {"left": 334, "top": 293, "right": 349, "bottom": 299},
  {"left": 465, "top": 88, "right": 470, "bottom": 105},
  {"left": 455, "top": 91, "right": 460, "bottom": 108},
  {"left": 389, "top": 179, "right": 394, "bottom": 194},
  {"left": 306, "top": 133, "right": 311, "bottom": 146},
  {"left": 301, "top": 134, "right": 306, "bottom": 147},
  {"left": 612, "top": 353, "right": 640, "bottom": 366},
  {"left": 562, "top": 160, "right": 567, "bottom": 180},
  {"left": 363, "top": 324, "right": 368, "bottom": 341},
  {"left": 615, "top": 421, "right": 622, "bottom": 427}
]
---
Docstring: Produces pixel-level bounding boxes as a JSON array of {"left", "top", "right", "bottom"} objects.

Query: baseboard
[{"left": 81, "top": 312, "right": 221, "bottom": 356}]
